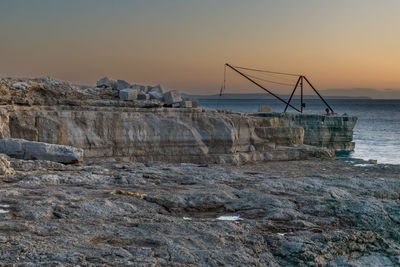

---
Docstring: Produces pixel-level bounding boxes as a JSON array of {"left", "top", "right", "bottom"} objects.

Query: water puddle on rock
[{"left": 216, "top": 215, "right": 243, "bottom": 221}]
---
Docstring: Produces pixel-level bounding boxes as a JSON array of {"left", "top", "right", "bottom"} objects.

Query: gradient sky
[{"left": 1, "top": 0, "right": 399, "bottom": 94}]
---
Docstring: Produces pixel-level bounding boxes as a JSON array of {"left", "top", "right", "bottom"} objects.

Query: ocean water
[{"left": 198, "top": 98, "right": 400, "bottom": 165}]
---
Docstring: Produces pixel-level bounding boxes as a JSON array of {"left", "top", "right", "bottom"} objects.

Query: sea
[{"left": 198, "top": 98, "right": 400, "bottom": 165}]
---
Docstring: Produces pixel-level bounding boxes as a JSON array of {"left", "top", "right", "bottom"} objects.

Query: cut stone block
[
  {"left": 119, "top": 89, "right": 139, "bottom": 101},
  {"left": 117, "top": 80, "right": 130, "bottom": 90},
  {"left": 137, "top": 93, "right": 150, "bottom": 100},
  {"left": 0, "top": 139, "right": 84, "bottom": 164},
  {"left": 132, "top": 84, "right": 147, "bottom": 93},
  {"left": 259, "top": 105, "right": 271, "bottom": 113},
  {"left": 191, "top": 99, "right": 199, "bottom": 108},
  {"left": 96, "top": 77, "right": 117, "bottom": 89},
  {"left": 148, "top": 84, "right": 164, "bottom": 100},
  {"left": 179, "top": 101, "right": 192, "bottom": 108},
  {"left": 164, "top": 90, "right": 182, "bottom": 105}
]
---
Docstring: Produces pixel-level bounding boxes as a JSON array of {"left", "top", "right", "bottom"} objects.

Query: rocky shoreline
[
  {"left": 0, "top": 76, "right": 395, "bottom": 266},
  {"left": 0, "top": 158, "right": 398, "bottom": 266}
]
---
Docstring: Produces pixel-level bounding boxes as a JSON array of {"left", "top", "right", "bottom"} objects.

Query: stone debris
[
  {"left": 137, "top": 92, "right": 150, "bottom": 100},
  {"left": 164, "top": 90, "right": 183, "bottom": 105},
  {"left": 119, "top": 89, "right": 138, "bottom": 101},
  {"left": 259, "top": 105, "right": 271, "bottom": 113},
  {"left": 0, "top": 139, "right": 83, "bottom": 164},
  {"left": 148, "top": 84, "right": 164, "bottom": 100},
  {"left": 96, "top": 77, "right": 117, "bottom": 89},
  {"left": 179, "top": 100, "right": 192, "bottom": 108},
  {"left": 116, "top": 80, "right": 130, "bottom": 90},
  {"left": 132, "top": 84, "right": 147, "bottom": 93},
  {"left": 11, "top": 82, "right": 29, "bottom": 89}
]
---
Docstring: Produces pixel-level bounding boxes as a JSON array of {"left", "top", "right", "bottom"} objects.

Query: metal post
[
  {"left": 284, "top": 76, "right": 301, "bottom": 113},
  {"left": 225, "top": 63, "right": 301, "bottom": 113},
  {"left": 300, "top": 76, "right": 304, "bottom": 113}
]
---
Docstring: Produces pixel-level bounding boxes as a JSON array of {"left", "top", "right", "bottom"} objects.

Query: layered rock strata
[
  {"left": 0, "top": 77, "right": 357, "bottom": 164},
  {"left": 0, "top": 105, "right": 355, "bottom": 164}
]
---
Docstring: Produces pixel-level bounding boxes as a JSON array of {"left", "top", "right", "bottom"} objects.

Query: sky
[{"left": 0, "top": 0, "right": 399, "bottom": 95}]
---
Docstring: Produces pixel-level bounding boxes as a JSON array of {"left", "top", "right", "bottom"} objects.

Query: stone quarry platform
[{"left": 0, "top": 77, "right": 357, "bottom": 164}]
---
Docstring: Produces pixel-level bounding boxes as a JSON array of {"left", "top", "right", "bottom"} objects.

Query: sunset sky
[{"left": 1, "top": 0, "right": 399, "bottom": 94}]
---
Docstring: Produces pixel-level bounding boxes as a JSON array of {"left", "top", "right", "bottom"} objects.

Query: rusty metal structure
[{"left": 221, "top": 63, "right": 334, "bottom": 114}]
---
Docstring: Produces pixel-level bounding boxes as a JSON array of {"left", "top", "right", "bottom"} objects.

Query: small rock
[
  {"left": 117, "top": 80, "right": 131, "bottom": 90},
  {"left": 191, "top": 99, "right": 199, "bottom": 108},
  {"left": 179, "top": 101, "right": 192, "bottom": 108},
  {"left": 368, "top": 159, "right": 378, "bottom": 164},
  {"left": 259, "top": 105, "right": 271, "bottom": 113},
  {"left": 11, "top": 82, "right": 29, "bottom": 89},
  {"left": 164, "top": 90, "right": 182, "bottom": 105},
  {"left": 172, "top": 103, "right": 180, "bottom": 108},
  {"left": 119, "top": 89, "right": 139, "bottom": 101}
]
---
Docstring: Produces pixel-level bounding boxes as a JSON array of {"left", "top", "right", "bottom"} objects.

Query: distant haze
[{"left": 0, "top": 1, "right": 399, "bottom": 97}]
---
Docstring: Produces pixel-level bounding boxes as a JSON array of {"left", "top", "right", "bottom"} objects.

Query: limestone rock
[
  {"left": 179, "top": 101, "right": 192, "bottom": 108},
  {"left": 0, "top": 139, "right": 84, "bottom": 164},
  {"left": 164, "top": 90, "right": 182, "bottom": 105},
  {"left": 0, "top": 154, "right": 14, "bottom": 176},
  {"left": 96, "top": 77, "right": 117, "bottom": 89},
  {"left": 119, "top": 89, "right": 138, "bottom": 101},
  {"left": 11, "top": 82, "right": 29, "bottom": 89},
  {"left": 132, "top": 84, "right": 147, "bottom": 93},
  {"left": 259, "top": 105, "right": 271, "bottom": 113},
  {"left": 137, "top": 93, "right": 150, "bottom": 100},
  {"left": 116, "top": 80, "right": 130, "bottom": 90},
  {"left": 148, "top": 85, "right": 164, "bottom": 100}
]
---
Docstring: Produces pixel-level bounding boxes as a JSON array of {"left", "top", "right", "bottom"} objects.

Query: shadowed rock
[
  {"left": 164, "top": 90, "right": 182, "bottom": 105},
  {"left": 0, "top": 139, "right": 83, "bottom": 164}
]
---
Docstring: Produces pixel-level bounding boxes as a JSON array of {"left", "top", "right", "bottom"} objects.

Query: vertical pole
[
  {"left": 300, "top": 76, "right": 304, "bottom": 113},
  {"left": 284, "top": 76, "right": 301, "bottom": 113}
]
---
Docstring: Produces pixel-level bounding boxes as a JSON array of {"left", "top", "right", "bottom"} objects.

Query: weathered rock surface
[
  {"left": 0, "top": 139, "right": 83, "bottom": 164},
  {"left": 116, "top": 79, "right": 130, "bottom": 90},
  {"left": 255, "top": 113, "right": 357, "bottom": 151},
  {"left": 0, "top": 77, "right": 357, "bottom": 164},
  {"left": 119, "top": 88, "right": 138, "bottom": 101},
  {"left": 0, "top": 106, "right": 346, "bottom": 164},
  {"left": 0, "top": 154, "right": 14, "bottom": 176},
  {"left": 148, "top": 84, "right": 164, "bottom": 100},
  {"left": 0, "top": 158, "right": 398, "bottom": 265},
  {"left": 164, "top": 90, "right": 183, "bottom": 105}
]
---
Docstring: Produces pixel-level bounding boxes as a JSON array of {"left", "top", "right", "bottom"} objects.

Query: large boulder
[
  {"left": 148, "top": 85, "right": 164, "bottom": 100},
  {"left": 164, "top": 90, "right": 182, "bottom": 105},
  {"left": 96, "top": 77, "right": 117, "bottom": 90},
  {"left": 117, "top": 80, "right": 130, "bottom": 90},
  {"left": 119, "top": 89, "right": 139, "bottom": 101},
  {"left": 0, "top": 139, "right": 84, "bottom": 164}
]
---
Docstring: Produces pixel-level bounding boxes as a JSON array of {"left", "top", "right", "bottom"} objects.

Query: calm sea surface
[{"left": 199, "top": 98, "right": 400, "bottom": 165}]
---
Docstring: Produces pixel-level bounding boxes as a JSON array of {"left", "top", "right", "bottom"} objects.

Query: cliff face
[
  {"left": 255, "top": 113, "right": 357, "bottom": 151},
  {"left": 0, "top": 105, "right": 356, "bottom": 164},
  {"left": 0, "top": 77, "right": 357, "bottom": 164}
]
